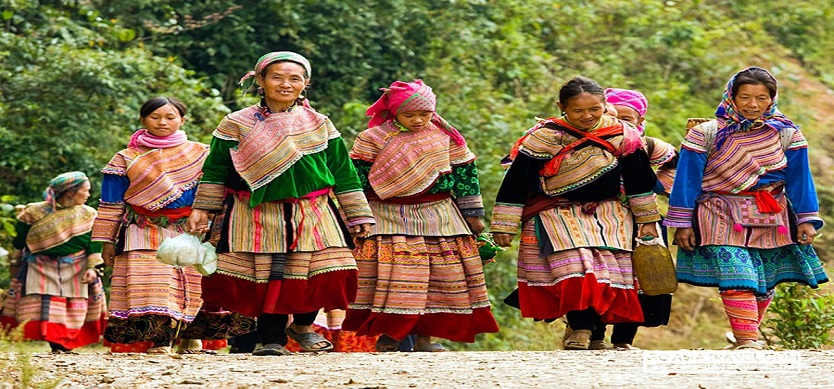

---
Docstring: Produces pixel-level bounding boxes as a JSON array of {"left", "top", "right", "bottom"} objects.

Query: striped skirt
[
  {"left": 514, "top": 201, "right": 643, "bottom": 324},
  {"left": 343, "top": 233, "right": 499, "bottom": 343},
  {"left": 1, "top": 255, "right": 107, "bottom": 349},
  {"left": 104, "top": 250, "right": 204, "bottom": 345}
]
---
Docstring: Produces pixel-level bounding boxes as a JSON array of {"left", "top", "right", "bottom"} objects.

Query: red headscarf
[{"left": 365, "top": 79, "right": 466, "bottom": 146}]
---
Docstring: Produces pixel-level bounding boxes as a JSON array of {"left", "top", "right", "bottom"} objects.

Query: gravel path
[{"left": 5, "top": 349, "right": 834, "bottom": 388}]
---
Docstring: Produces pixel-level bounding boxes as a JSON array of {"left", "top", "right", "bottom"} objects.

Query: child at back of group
[{"left": 342, "top": 79, "right": 499, "bottom": 352}]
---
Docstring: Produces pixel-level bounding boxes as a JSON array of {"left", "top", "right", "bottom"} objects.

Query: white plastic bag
[
  {"left": 194, "top": 247, "right": 217, "bottom": 276},
  {"left": 156, "top": 233, "right": 213, "bottom": 268}
]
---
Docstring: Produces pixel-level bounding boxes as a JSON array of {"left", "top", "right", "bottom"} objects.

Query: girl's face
[
  {"left": 395, "top": 110, "right": 433, "bottom": 132},
  {"left": 141, "top": 103, "right": 185, "bottom": 137},
  {"left": 733, "top": 83, "right": 773, "bottom": 120},
  {"left": 62, "top": 180, "right": 91, "bottom": 206},
  {"left": 557, "top": 92, "right": 606, "bottom": 130},
  {"left": 612, "top": 104, "right": 644, "bottom": 129},
  {"left": 257, "top": 61, "right": 308, "bottom": 109}
]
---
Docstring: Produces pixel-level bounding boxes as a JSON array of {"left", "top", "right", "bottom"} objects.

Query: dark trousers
[{"left": 257, "top": 311, "right": 318, "bottom": 346}]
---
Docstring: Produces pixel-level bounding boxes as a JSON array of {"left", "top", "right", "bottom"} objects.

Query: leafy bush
[{"left": 762, "top": 283, "right": 834, "bottom": 349}]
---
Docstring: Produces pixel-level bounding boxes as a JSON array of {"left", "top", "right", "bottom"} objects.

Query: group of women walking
[{"left": 1, "top": 50, "right": 826, "bottom": 354}]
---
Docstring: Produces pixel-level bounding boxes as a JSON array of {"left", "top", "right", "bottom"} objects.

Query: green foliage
[
  {"left": 0, "top": 194, "right": 17, "bottom": 289},
  {"left": 762, "top": 283, "right": 834, "bottom": 349}
]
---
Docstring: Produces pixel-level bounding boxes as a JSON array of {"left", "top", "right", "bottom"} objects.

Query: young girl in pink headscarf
[{"left": 343, "top": 80, "right": 499, "bottom": 352}]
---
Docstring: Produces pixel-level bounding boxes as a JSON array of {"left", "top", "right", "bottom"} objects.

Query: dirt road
[{"left": 5, "top": 349, "right": 834, "bottom": 388}]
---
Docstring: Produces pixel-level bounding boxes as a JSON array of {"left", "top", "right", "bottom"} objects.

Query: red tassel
[{"left": 753, "top": 191, "right": 782, "bottom": 213}]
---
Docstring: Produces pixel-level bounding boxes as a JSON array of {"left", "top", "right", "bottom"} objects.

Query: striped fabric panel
[
  {"left": 648, "top": 137, "right": 677, "bottom": 166},
  {"left": 681, "top": 123, "right": 710, "bottom": 153},
  {"left": 367, "top": 198, "right": 472, "bottom": 237},
  {"left": 23, "top": 252, "right": 88, "bottom": 298},
  {"left": 92, "top": 202, "right": 125, "bottom": 243},
  {"left": 536, "top": 198, "right": 633, "bottom": 252},
  {"left": 122, "top": 222, "right": 184, "bottom": 252},
  {"left": 664, "top": 205, "right": 694, "bottom": 228},
  {"left": 656, "top": 168, "right": 675, "bottom": 195},
  {"left": 214, "top": 248, "right": 356, "bottom": 283},
  {"left": 227, "top": 193, "right": 347, "bottom": 253},
  {"left": 517, "top": 220, "right": 635, "bottom": 289},
  {"left": 3, "top": 277, "right": 106, "bottom": 330},
  {"left": 108, "top": 250, "right": 202, "bottom": 321},
  {"left": 24, "top": 204, "right": 96, "bottom": 252},
  {"left": 350, "top": 235, "right": 489, "bottom": 315},
  {"left": 123, "top": 142, "right": 208, "bottom": 211},
  {"left": 702, "top": 128, "right": 787, "bottom": 193},
  {"left": 787, "top": 128, "right": 809, "bottom": 150},
  {"left": 365, "top": 125, "right": 453, "bottom": 199},
  {"left": 697, "top": 195, "right": 794, "bottom": 248},
  {"left": 221, "top": 106, "right": 338, "bottom": 191}
]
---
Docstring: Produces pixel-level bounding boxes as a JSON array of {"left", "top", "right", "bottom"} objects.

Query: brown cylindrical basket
[{"left": 632, "top": 238, "right": 678, "bottom": 296}]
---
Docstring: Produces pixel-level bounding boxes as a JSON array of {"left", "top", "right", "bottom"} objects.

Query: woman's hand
[
  {"left": 353, "top": 223, "right": 373, "bottom": 239},
  {"left": 493, "top": 232, "right": 515, "bottom": 247},
  {"left": 673, "top": 227, "right": 697, "bottom": 251},
  {"left": 81, "top": 268, "right": 98, "bottom": 284},
  {"left": 465, "top": 217, "right": 485, "bottom": 235},
  {"left": 186, "top": 209, "right": 210, "bottom": 235},
  {"left": 797, "top": 223, "right": 817, "bottom": 245},
  {"left": 101, "top": 243, "right": 116, "bottom": 267},
  {"left": 638, "top": 223, "right": 659, "bottom": 240}
]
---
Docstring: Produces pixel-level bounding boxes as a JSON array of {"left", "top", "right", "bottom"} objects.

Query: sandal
[
  {"left": 252, "top": 343, "right": 292, "bottom": 356},
  {"left": 735, "top": 341, "right": 764, "bottom": 350},
  {"left": 375, "top": 335, "right": 400, "bottom": 352},
  {"left": 285, "top": 326, "right": 334, "bottom": 352},
  {"left": 563, "top": 329, "right": 592, "bottom": 350},
  {"left": 613, "top": 343, "right": 641, "bottom": 350},
  {"left": 175, "top": 339, "right": 205, "bottom": 355},
  {"left": 589, "top": 340, "right": 613, "bottom": 350}
]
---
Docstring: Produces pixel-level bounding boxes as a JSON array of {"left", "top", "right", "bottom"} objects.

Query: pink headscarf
[
  {"left": 365, "top": 79, "right": 466, "bottom": 146},
  {"left": 604, "top": 88, "right": 648, "bottom": 132}
]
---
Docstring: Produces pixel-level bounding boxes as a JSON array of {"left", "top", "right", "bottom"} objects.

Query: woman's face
[
  {"left": 733, "top": 83, "right": 773, "bottom": 120},
  {"left": 257, "top": 62, "right": 308, "bottom": 109},
  {"left": 557, "top": 92, "right": 606, "bottom": 130},
  {"left": 141, "top": 103, "right": 185, "bottom": 137},
  {"left": 612, "top": 104, "right": 644, "bottom": 128},
  {"left": 395, "top": 110, "right": 433, "bottom": 132},
  {"left": 62, "top": 180, "right": 91, "bottom": 206}
]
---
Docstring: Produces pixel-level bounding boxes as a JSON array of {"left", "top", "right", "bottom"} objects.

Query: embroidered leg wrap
[
  {"left": 721, "top": 290, "right": 759, "bottom": 343},
  {"left": 756, "top": 290, "right": 775, "bottom": 324}
]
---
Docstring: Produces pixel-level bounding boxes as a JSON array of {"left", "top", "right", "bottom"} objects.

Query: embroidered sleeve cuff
[
  {"left": 86, "top": 253, "right": 104, "bottom": 269},
  {"left": 335, "top": 190, "right": 375, "bottom": 226},
  {"left": 796, "top": 212, "right": 825, "bottom": 230},
  {"left": 663, "top": 206, "right": 695, "bottom": 228},
  {"left": 490, "top": 202, "right": 524, "bottom": 234},
  {"left": 460, "top": 207, "right": 486, "bottom": 217},
  {"left": 627, "top": 192, "right": 661, "bottom": 224},
  {"left": 92, "top": 202, "right": 125, "bottom": 243},
  {"left": 455, "top": 195, "right": 484, "bottom": 211},
  {"left": 193, "top": 183, "right": 227, "bottom": 211}
]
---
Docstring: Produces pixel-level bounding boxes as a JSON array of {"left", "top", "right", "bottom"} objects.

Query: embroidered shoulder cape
[
  {"left": 350, "top": 121, "right": 475, "bottom": 199},
  {"left": 213, "top": 105, "right": 340, "bottom": 191},
  {"left": 102, "top": 141, "right": 208, "bottom": 211},
  {"left": 18, "top": 202, "right": 97, "bottom": 253}
]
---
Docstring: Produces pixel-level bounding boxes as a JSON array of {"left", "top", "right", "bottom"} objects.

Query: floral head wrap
[
  {"left": 365, "top": 79, "right": 466, "bottom": 146},
  {"left": 44, "top": 171, "right": 88, "bottom": 211},
  {"left": 605, "top": 88, "right": 648, "bottom": 133},
  {"left": 238, "top": 51, "right": 313, "bottom": 108},
  {"left": 714, "top": 67, "right": 798, "bottom": 150}
]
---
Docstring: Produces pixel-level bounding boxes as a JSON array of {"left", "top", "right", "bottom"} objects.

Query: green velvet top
[
  {"left": 200, "top": 136, "right": 365, "bottom": 207},
  {"left": 14, "top": 222, "right": 102, "bottom": 256},
  {"left": 353, "top": 159, "right": 482, "bottom": 197}
]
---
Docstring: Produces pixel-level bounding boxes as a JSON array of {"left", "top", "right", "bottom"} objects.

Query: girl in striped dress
[
  {"left": 2, "top": 172, "right": 107, "bottom": 353},
  {"left": 343, "top": 80, "right": 499, "bottom": 352},
  {"left": 491, "top": 76, "right": 661, "bottom": 350},
  {"left": 93, "top": 97, "right": 253, "bottom": 354},
  {"left": 665, "top": 67, "right": 827, "bottom": 349}
]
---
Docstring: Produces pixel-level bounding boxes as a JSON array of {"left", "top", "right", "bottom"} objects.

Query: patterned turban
[
  {"left": 365, "top": 79, "right": 466, "bottom": 145},
  {"left": 605, "top": 88, "right": 648, "bottom": 133},
  {"left": 238, "top": 51, "right": 313, "bottom": 108},
  {"left": 44, "top": 171, "right": 89, "bottom": 210}
]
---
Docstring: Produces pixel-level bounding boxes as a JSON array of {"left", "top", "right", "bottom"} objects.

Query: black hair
[
  {"left": 558, "top": 76, "right": 606, "bottom": 105},
  {"left": 732, "top": 68, "right": 777, "bottom": 99},
  {"left": 139, "top": 97, "right": 187, "bottom": 118}
]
